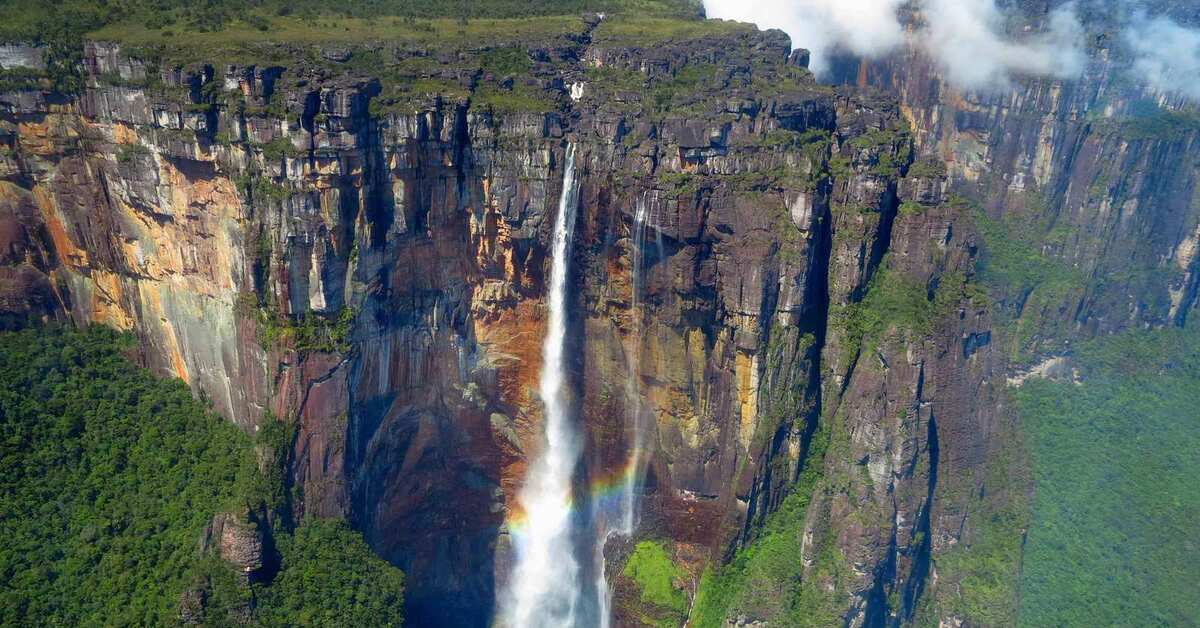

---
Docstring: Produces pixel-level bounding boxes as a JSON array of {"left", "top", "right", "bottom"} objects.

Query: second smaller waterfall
[{"left": 595, "top": 192, "right": 657, "bottom": 628}]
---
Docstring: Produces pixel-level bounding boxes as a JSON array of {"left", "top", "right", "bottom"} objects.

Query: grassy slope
[{"left": 689, "top": 423, "right": 833, "bottom": 627}]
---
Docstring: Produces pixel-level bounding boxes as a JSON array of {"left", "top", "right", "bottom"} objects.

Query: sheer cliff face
[
  {"left": 836, "top": 40, "right": 1200, "bottom": 360},
  {"left": 815, "top": 7, "right": 1200, "bottom": 625},
  {"left": 2, "top": 19, "right": 1018, "bottom": 627}
]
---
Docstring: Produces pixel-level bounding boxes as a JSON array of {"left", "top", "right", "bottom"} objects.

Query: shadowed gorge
[{"left": 0, "top": 1, "right": 1196, "bottom": 626}]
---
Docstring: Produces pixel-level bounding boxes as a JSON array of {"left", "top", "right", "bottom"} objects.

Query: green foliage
[
  {"left": 0, "top": 0, "right": 694, "bottom": 40},
  {"left": 843, "top": 127, "right": 912, "bottom": 178},
  {"left": 593, "top": 15, "right": 751, "bottom": 44},
  {"left": 251, "top": 414, "right": 297, "bottom": 518},
  {"left": 0, "top": 324, "right": 256, "bottom": 625},
  {"left": 0, "top": 0, "right": 701, "bottom": 72},
  {"left": 753, "top": 128, "right": 814, "bottom": 148},
  {"left": 828, "top": 155, "right": 853, "bottom": 180},
  {"left": 116, "top": 142, "right": 151, "bottom": 163},
  {"left": 621, "top": 541, "right": 688, "bottom": 623},
  {"left": 583, "top": 65, "right": 645, "bottom": 93},
  {"left": 647, "top": 62, "right": 719, "bottom": 114},
  {"left": 847, "top": 128, "right": 903, "bottom": 150},
  {"left": 831, "top": 263, "right": 941, "bottom": 360},
  {"left": 935, "top": 502, "right": 1028, "bottom": 626},
  {"left": 258, "top": 518, "right": 405, "bottom": 627},
  {"left": 0, "top": 2, "right": 97, "bottom": 92},
  {"left": 0, "top": 325, "right": 402, "bottom": 625},
  {"left": 0, "top": 66, "right": 47, "bottom": 92},
  {"left": 370, "top": 78, "right": 469, "bottom": 117},
  {"left": 235, "top": 173, "right": 290, "bottom": 204},
  {"left": 1095, "top": 102, "right": 1200, "bottom": 141},
  {"left": 472, "top": 84, "right": 555, "bottom": 113},
  {"left": 1013, "top": 324, "right": 1200, "bottom": 627},
  {"left": 258, "top": 136, "right": 304, "bottom": 162},
  {"left": 251, "top": 302, "right": 356, "bottom": 354},
  {"left": 479, "top": 46, "right": 531, "bottom": 77},
  {"left": 656, "top": 171, "right": 700, "bottom": 196},
  {"left": 691, "top": 421, "right": 832, "bottom": 626},
  {"left": 906, "top": 158, "right": 947, "bottom": 179},
  {"left": 972, "top": 204, "right": 1086, "bottom": 360}
]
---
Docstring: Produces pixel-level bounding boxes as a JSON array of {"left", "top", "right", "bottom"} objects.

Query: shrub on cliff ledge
[{"left": 621, "top": 540, "right": 688, "bottom": 622}]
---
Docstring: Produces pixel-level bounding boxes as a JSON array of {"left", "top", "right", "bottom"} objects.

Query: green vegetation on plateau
[
  {"left": 0, "top": 325, "right": 403, "bottom": 626},
  {"left": 0, "top": 0, "right": 700, "bottom": 47},
  {"left": 1013, "top": 323, "right": 1200, "bottom": 627}
]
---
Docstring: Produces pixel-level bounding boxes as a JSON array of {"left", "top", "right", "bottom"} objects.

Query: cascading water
[
  {"left": 594, "top": 192, "right": 655, "bottom": 628},
  {"left": 499, "top": 143, "right": 585, "bottom": 627},
  {"left": 623, "top": 192, "right": 650, "bottom": 533}
]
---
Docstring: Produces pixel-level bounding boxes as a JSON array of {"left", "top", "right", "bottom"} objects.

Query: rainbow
[{"left": 504, "top": 454, "right": 642, "bottom": 541}]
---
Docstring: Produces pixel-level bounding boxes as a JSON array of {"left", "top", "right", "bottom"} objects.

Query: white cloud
[
  {"left": 921, "top": 0, "right": 1086, "bottom": 90},
  {"left": 702, "top": 0, "right": 906, "bottom": 75},
  {"left": 1124, "top": 13, "right": 1200, "bottom": 101},
  {"left": 702, "top": 0, "right": 1087, "bottom": 91}
]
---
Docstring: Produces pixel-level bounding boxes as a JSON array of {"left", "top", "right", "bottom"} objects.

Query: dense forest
[
  {"left": 1014, "top": 324, "right": 1200, "bottom": 626},
  {"left": 0, "top": 325, "right": 404, "bottom": 626}
]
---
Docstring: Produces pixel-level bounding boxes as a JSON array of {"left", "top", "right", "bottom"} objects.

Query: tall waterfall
[{"left": 499, "top": 143, "right": 584, "bottom": 627}]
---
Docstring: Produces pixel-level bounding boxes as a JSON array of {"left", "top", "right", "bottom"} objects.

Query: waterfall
[
  {"left": 623, "top": 191, "right": 651, "bottom": 534},
  {"left": 499, "top": 144, "right": 584, "bottom": 627},
  {"left": 595, "top": 192, "right": 654, "bottom": 628}
]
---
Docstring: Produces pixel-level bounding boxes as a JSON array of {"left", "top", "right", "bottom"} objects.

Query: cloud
[
  {"left": 702, "top": 0, "right": 906, "bottom": 75},
  {"left": 702, "top": 0, "right": 1087, "bottom": 90},
  {"left": 1124, "top": 13, "right": 1200, "bottom": 101},
  {"left": 921, "top": 0, "right": 1086, "bottom": 90}
]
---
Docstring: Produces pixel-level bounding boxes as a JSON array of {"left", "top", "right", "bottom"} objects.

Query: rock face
[
  {"left": 816, "top": 5, "right": 1200, "bottom": 625},
  {"left": 0, "top": 10, "right": 1191, "bottom": 628},
  {"left": 200, "top": 512, "right": 267, "bottom": 582},
  {"left": 832, "top": 18, "right": 1200, "bottom": 360}
]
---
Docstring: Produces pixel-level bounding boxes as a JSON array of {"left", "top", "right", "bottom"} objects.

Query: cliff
[
  {"left": 0, "top": 10, "right": 1115, "bottom": 627},
  {"left": 813, "top": 4, "right": 1200, "bottom": 626},
  {"left": 832, "top": 7, "right": 1200, "bottom": 363}
]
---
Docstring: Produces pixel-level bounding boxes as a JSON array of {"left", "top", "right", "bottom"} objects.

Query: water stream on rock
[
  {"left": 499, "top": 144, "right": 585, "bottom": 627},
  {"left": 624, "top": 191, "right": 651, "bottom": 534},
  {"left": 594, "top": 191, "right": 656, "bottom": 628}
]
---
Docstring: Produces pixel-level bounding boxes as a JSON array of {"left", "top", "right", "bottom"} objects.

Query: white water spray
[{"left": 500, "top": 144, "right": 585, "bottom": 627}]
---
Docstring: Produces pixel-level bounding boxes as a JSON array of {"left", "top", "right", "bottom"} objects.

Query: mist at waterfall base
[{"left": 495, "top": 145, "right": 655, "bottom": 627}]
